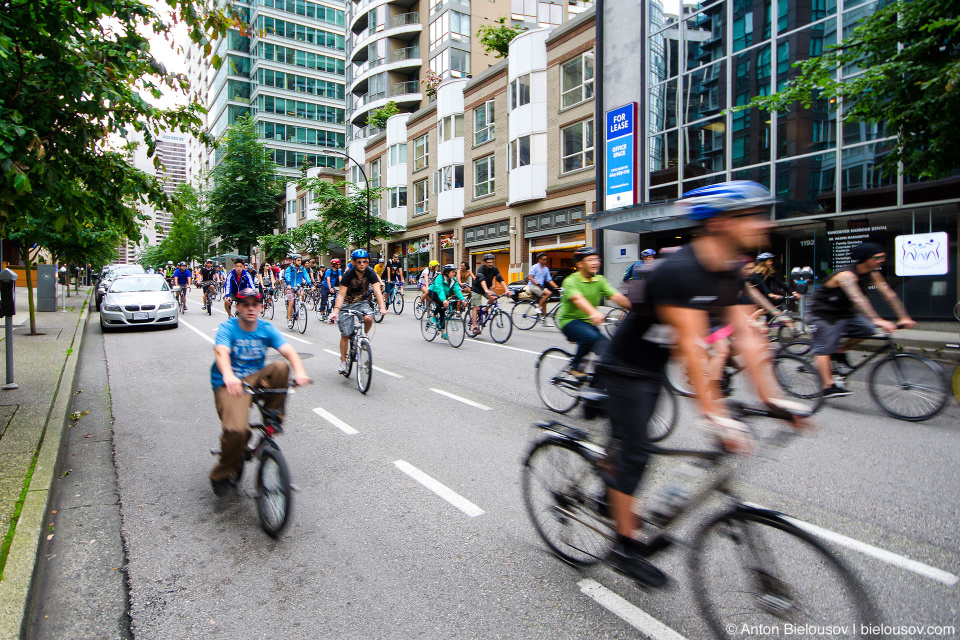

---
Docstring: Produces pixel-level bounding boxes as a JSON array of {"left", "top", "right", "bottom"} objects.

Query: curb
[{"left": 0, "top": 293, "right": 92, "bottom": 640}]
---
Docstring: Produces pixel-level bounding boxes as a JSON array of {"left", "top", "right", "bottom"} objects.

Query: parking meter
[
  {"left": 790, "top": 266, "right": 814, "bottom": 294},
  {"left": 0, "top": 269, "right": 16, "bottom": 317}
]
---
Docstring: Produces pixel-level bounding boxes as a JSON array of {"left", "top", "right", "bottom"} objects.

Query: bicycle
[
  {"left": 534, "top": 346, "right": 678, "bottom": 440},
  {"left": 209, "top": 382, "right": 296, "bottom": 538},
  {"left": 512, "top": 298, "right": 562, "bottom": 331},
  {"left": 200, "top": 280, "right": 216, "bottom": 316},
  {"left": 414, "top": 292, "right": 428, "bottom": 320},
  {"left": 783, "top": 333, "right": 949, "bottom": 421},
  {"left": 260, "top": 287, "right": 275, "bottom": 320},
  {"left": 601, "top": 307, "right": 628, "bottom": 338},
  {"left": 420, "top": 299, "right": 467, "bottom": 348},
  {"left": 521, "top": 402, "right": 882, "bottom": 640},
  {"left": 338, "top": 309, "right": 373, "bottom": 394},
  {"left": 385, "top": 281, "right": 405, "bottom": 314},
  {"left": 172, "top": 285, "right": 188, "bottom": 314},
  {"left": 286, "top": 286, "right": 308, "bottom": 334},
  {"left": 465, "top": 295, "right": 513, "bottom": 343}
]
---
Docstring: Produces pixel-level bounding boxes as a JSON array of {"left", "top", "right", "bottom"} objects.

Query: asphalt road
[{"left": 95, "top": 291, "right": 959, "bottom": 640}]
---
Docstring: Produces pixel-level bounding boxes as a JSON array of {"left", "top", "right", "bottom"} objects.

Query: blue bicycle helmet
[
  {"left": 640, "top": 249, "right": 656, "bottom": 258},
  {"left": 679, "top": 181, "right": 775, "bottom": 220},
  {"left": 350, "top": 249, "right": 369, "bottom": 260}
]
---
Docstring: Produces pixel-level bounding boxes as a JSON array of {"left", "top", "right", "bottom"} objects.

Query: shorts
[
  {"left": 470, "top": 291, "right": 487, "bottom": 306},
  {"left": 595, "top": 370, "right": 662, "bottom": 495},
  {"left": 286, "top": 288, "right": 296, "bottom": 301},
  {"left": 809, "top": 314, "right": 878, "bottom": 356},
  {"left": 338, "top": 302, "right": 372, "bottom": 337}
]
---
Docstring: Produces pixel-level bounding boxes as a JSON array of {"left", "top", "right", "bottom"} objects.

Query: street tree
[
  {"left": 207, "top": 115, "right": 283, "bottom": 258},
  {"left": 165, "top": 182, "right": 214, "bottom": 263},
  {"left": 744, "top": 0, "right": 960, "bottom": 179},
  {"left": 256, "top": 232, "right": 297, "bottom": 263},
  {"left": 477, "top": 17, "right": 527, "bottom": 59},
  {"left": 301, "top": 178, "right": 402, "bottom": 251}
]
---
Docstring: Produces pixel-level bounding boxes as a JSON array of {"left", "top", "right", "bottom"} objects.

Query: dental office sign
[
  {"left": 895, "top": 232, "right": 949, "bottom": 276},
  {"left": 605, "top": 103, "right": 638, "bottom": 210}
]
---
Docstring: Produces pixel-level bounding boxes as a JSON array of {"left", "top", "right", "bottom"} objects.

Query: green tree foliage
[
  {"left": 256, "top": 232, "right": 297, "bottom": 262},
  {"left": 300, "top": 178, "right": 402, "bottom": 250},
  {"left": 165, "top": 182, "right": 214, "bottom": 263},
  {"left": 207, "top": 115, "right": 283, "bottom": 257},
  {"left": 367, "top": 101, "right": 400, "bottom": 129},
  {"left": 743, "top": 0, "right": 960, "bottom": 179},
  {"left": 477, "top": 17, "right": 527, "bottom": 59}
]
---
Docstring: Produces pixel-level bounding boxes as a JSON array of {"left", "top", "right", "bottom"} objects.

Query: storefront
[
  {"left": 402, "top": 237, "right": 431, "bottom": 283},
  {"left": 464, "top": 219, "right": 511, "bottom": 285},
  {"left": 521, "top": 205, "right": 588, "bottom": 280},
  {"left": 439, "top": 230, "right": 456, "bottom": 267}
]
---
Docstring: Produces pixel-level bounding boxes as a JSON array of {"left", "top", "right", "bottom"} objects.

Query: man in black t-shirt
[
  {"left": 328, "top": 249, "right": 387, "bottom": 375},
  {"left": 197, "top": 259, "right": 219, "bottom": 310},
  {"left": 597, "top": 181, "right": 808, "bottom": 588},
  {"left": 470, "top": 253, "right": 505, "bottom": 336}
]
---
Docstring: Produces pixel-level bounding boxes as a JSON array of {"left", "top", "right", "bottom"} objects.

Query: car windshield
[{"left": 110, "top": 278, "right": 168, "bottom": 293}]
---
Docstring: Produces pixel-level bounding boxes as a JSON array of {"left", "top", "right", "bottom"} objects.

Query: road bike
[
  {"left": 783, "top": 334, "right": 949, "bottom": 421},
  {"left": 512, "top": 298, "right": 562, "bottom": 330},
  {"left": 522, "top": 402, "right": 883, "bottom": 640},
  {"left": 385, "top": 282, "right": 405, "bottom": 314},
  {"left": 286, "top": 286, "right": 308, "bottom": 334},
  {"left": 465, "top": 295, "right": 513, "bottom": 343},
  {"left": 420, "top": 300, "right": 467, "bottom": 348},
  {"left": 339, "top": 309, "right": 373, "bottom": 394},
  {"left": 260, "top": 288, "right": 275, "bottom": 320},
  {"left": 199, "top": 281, "right": 216, "bottom": 316},
  {"left": 210, "top": 382, "right": 296, "bottom": 538}
]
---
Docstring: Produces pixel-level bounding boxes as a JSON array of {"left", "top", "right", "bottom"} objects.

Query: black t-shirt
[
  {"left": 340, "top": 266, "right": 380, "bottom": 305},
  {"left": 471, "top": 264, "right": 504, "bottom": 294},
  {"left": 199, "top": 267, "right": 217, "bottom": 282},
  {"left": 603, "top": 244, "right": 741, "bottom": 378},
  {"left": 810, "top": 264, "right": 873, "bottom": 321}
]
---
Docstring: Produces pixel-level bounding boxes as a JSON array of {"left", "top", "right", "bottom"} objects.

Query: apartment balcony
[
  {"left": 350, "top": 81, "right": 422, "bottom": 127},
  {"left": 349, "top": 46, "right": 421, "bottom": 94},
  {"left": 350, "top": 13, "right": 422, "bottom": 63}
]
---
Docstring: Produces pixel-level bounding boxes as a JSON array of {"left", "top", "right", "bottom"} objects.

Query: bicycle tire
[
  {"left": 952, "top": 364, "right": 960, "bottom": 406},
  {"left": 373, "top": 302, "right": 384, "bottom": 323},
  {"left": 256, "top": 445, "right": 292, "bottom": 538},
  {"left": 954, "top": 300, "right": 960, "bottom": 323},
  {"left": 392, "top": 289, "right": 405, "bottom": 314},
  {"left": 868, "top": 353, "right": 948, "bottom": 421},
  {"left": 414, "top": 297, "right": 426, "bottom": 320},
  {"left": 535, "top": 348, "right": 581, "bottom": 413},
  {"left": 343, "top": 342, "right": 354, "bottom": 378},
  {"left": 446, "top": 310, "right": 466, "bottom": 348},
  {"left": 779, "top": 338, "right": 813, "bottom": 357},
  {"left": 602, "top": 308, "right": 627, "bottom": 339},
  {"left": 264, "top": 298, "right": 274, "bottom": 320},
  {"left": 649, "top": 383, "right": 679, "bottom": 442},
  {"left": 522, "top": 438, "right": 613, "bottom": 566},
  {"left": 772, "top": 352, "right": 824, "bottom": 414},
  {"left": 356, "top": 338, "right": 372, "bottom": 394},
  {"left": 420, "top": 310, "right": 438, "bottom": 342},
  {"left": 664, "top": 359, "right": 698, "bottom": 398},
  {"left": 488, "top": 308, "right": 513, "bottom": 343},
  {"left": 206, "top": 293, "right": 212, "bottom": 316},
  {"left": 296, "top": 301, "right": 308, "bottom": 333},
  {"left": 689, "top": 507, "right": 880, "bottom": 640},
  {"left": 511, "top": 301, "right": 540, "bottom": 331}
]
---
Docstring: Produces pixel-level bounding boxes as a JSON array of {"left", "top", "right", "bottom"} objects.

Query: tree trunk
[{"left": 25, "top": 248, "right": 37, "bottom": 335}]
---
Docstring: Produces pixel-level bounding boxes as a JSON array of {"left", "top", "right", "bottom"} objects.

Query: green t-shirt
[{"left": 556, "top": 271, "right": 618, "bottom": 329}]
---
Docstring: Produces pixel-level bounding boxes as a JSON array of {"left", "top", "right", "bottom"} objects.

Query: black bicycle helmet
[
  {"left": 482, "top": 253, "right": 495, "bottom": 261},
  {"left": 441, "top": 263, "right": 456, "bottom": 275},
  {"left": 573, "top": 246, "right": 599, "bottom": 261}
]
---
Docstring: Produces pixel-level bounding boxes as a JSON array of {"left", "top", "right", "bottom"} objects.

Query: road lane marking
[
  {"left": 319, "top": 349, "right": 403, "bottom": 377},
  {"left": 429, "top": 388, "right": 492, "bottom": 411},
  {"left": 578, "top": 579, "right": 688, "bottom": 640},
  {"left": 284, "top": 333, "right": 313, "bottom": 344},
  {"left": 313, "top": 407, "right": 358, "bottom": 435},
  {"left": 467, "top": 339, "right": 567, "bottom": 359},
  {"left": 179, "top": 318, "right": 215, "bottom": 344},
  {"left": 392, "top": 460, "right": 484, "bottom": 517}
]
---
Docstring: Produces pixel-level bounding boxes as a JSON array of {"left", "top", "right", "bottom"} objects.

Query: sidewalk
[{"left": 0, "top": 286, "right": 91, "bottom": 639}]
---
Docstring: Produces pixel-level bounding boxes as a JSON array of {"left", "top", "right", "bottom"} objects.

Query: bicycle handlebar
[{"left": 242, "top": 380, "right": 303, "bottom": 396}]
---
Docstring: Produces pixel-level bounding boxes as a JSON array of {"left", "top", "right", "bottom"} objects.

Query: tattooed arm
[{"left": 870, "top": 271, "right": 916, "bottom": 328}]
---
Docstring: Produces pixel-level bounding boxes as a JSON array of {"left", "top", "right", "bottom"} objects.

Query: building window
[
  {"left": 389, "top": 143, "right": 407, "bottom": 166},
  {"left": 390, "top": 186, "right": 407, "bottom": 208},
  {"left": 414, "top": 134, "right": 429, "bottom": 170},
  {"left": 440, "top": 114, "right": 464, "bottom": 142},
  {"left": 510, "top": 135, "right": 531, "bottom": 169},
  {"left": 369, "top": 158, "right": 381, "bottom": 188},
  {"left": 429, "top": 48, "right": 471, "bottom": 79},
  {"left": 474, "top": 100, "right": 495, "bottom": 145},
  {"left": 414, "top": 178, "right": 429, "bottom": 215},
  {"left": 510, "top": 74, "right": 531, "bottom": 110},
  {"left": 561, "top": 52, "right": 594, "bottom": 108},
  {"left": 429, "top": 10, "right": 471, "bottom": 50},
  {"left": 298, "top": 195, "right": 307, "bottom": 219},
  {"left": 433, "top": 165, "right": 464, "bottom": 193},
  {"left": 474, "top": 155, "right": 495, "bottom": 197},
  {"left": 561, "top": 120, "right": 594, "bottom": 172}
]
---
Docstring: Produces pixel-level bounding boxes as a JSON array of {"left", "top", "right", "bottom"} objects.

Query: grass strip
[{"left": 0, "top": 448, "right": 40, "bottom": 580}]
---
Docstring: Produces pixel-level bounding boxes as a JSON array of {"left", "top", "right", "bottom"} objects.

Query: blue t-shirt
[
  {"left": 210, "top": 318, "right": 288, "bottom": 389},
  {"left": 173, "top": 268, "right": 192, "bottom": 285},
  {"left": 322, "top": 268, "right": 342, "bottom": 290}
]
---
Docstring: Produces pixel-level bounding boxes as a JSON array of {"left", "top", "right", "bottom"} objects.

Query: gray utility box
[{"left": 37, "top": 264, "right": 57, "bottom": 312}]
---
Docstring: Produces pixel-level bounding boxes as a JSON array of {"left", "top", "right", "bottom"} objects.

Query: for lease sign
[{"left": 605, "top": 103, "right": 637, "bottom": 210}]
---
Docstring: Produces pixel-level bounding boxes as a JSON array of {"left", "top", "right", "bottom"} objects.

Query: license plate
[{"left": 133, "top": 312, "right": 148, "bottom": 320}]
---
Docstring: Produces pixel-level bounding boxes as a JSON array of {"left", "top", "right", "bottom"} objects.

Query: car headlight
[
  {"left": 102, "top": 304, "right": 122, "bottom": 312},
  {"left": 158, "top": 302, "right": 175, "bottom": 310}
]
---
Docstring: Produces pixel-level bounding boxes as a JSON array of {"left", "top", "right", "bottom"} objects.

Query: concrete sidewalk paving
[{"left": 0, "top": 286, "right": 92, "bottom": 639}]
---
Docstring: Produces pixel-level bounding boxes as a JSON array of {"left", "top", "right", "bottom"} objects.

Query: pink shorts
[{"left": 705, "top": 324, "right": 734, "bottom": 345}]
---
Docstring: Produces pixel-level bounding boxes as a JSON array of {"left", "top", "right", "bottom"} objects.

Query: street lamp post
[{"left": 324, "top": 149, "right": 371, "bottom": 257}]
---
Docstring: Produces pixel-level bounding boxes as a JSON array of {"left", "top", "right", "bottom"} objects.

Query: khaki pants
[{"left": 210, "top": 361, "right": 289, "bottom": 481}]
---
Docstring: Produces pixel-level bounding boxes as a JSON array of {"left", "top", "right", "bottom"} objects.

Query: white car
[{"left": 99, "top": 275, "right": 179, "bottom": 331}]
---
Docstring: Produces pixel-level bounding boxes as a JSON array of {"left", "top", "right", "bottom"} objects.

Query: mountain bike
[
  {"left": 512, "top": 298, "right": 562, "bottom": 330},
  {"left": 522, "top": 403, "right": 882, "bottom": 640},
  {"left": 338, "top": 309, "right": 374, "bottom": 394},
  {"left": 420, "top": 300, "right": 467, "bottom": 348},
  {"left": 466, "top": 295, "right": 513, "bottom": 343}
]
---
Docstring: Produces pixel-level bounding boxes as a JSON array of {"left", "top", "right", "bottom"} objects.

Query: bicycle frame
[{"left": 830, "top": 336, "right": 895, "bottom": 378}]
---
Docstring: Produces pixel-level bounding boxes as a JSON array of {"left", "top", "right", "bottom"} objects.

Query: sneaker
[
  {"left": 338, "top": 361, "right": 348, "bottom": 375},
  {"left": 606, "top": 542, "right": 669, "bottom": 588},
  {"left": 822, "top": 384, "right": 852, "bottom": 398},
  {"left": 569, "top": 369, "right": 590, "bottom": 381},
  {"left": 441, "top": 333, "right": 448, "bottom": 340},
  {"left": 287, "top": 319, "right": 294, "bottom": 329},
  {"left": 831, "top": 352, "right": 851, "bottom": 368},
  {"left": 211, "top": 478, "right": 232, "bottom": 497}
]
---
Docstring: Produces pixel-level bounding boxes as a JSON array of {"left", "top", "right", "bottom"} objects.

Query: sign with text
[
  {"left": 605, "top": 103, "right": 638, "bottom": 211},
  {"left": 895, "top": 232, "right": 949, "bottom": 276}
]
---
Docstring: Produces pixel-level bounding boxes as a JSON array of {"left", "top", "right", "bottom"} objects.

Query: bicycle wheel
[
  {"left": 414, "top": 296, "right": 426, "bottom": 320},
  {"left": 511, "top": 301, "right": 540, "bottom": 331},
  {"left": 664, "top": 358, "right": 698, "bottom": 398},
  {"left": 296, "top": 301, "right": 308, "bottom": 333},
  {"left": 602, "top": 308, "right": 627, "bottom": 338},
  {"left": 356, "top": 338, "right": 372, "bottom": 394},
  {"left": 649, "top": 383, "right": 679, "bottom": 442},
  {"left": 952, "top": 364, "right": 960, "bottom": 406},
  {"left": 206, "top": 293, "right": 212, "bottom": 316},
  {"left": 868, "top": 354, "right": 948, "bottom": 421},
  {"left": 954, "top": 300, "right": 960, "bottom": 323},
  {"left": 263, "top": 298, "right": 274, "bottom": 320},
  {"left": 373, "top": 302, "right": 384, "bottom": 323},
  {"left": 772, "top": 352, "right": 824, "bottom": 414},
  {"left": 690, "top": 507, "right": 879, "bottom": 640},
  {"left": 779, "top": 338, "right": 813, "bottom": 357},
  {"left": 446, "top": 310, "right": 466, "bottom": 348},
  {"left": 256, "top": 445, "right": 292, "bottom": 538},
  {"left": 488, "top": 308, "right": 513, "bottom": 343},
  {"left": 392, "top": 289, "right": 405, "bottom": 314},
  {"left": 522, "top": 438, "right": 613, "bottom": 566},
  {"left": 420, "top": 310, "right": 438, "bottom": 342},
  {"left": 535, "top": 348, "right": 581, "bottom": 413}
]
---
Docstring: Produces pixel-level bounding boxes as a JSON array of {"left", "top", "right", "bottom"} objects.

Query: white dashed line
[
  {"left": 283, "top": 333, "right": 313, "bottom": 344},
  {"left": 429, "top": 388, "right": 492, "bottom": 411},
  {"left": 578, "top": 579, "right": 688, "bottom": 640},
  {"left": 467, "top": 339, "right": 567, "bottom": 359},
  {"left": 320, "top": 349, "right": 402, "bottom": 377},
  {"left": 312, "top": 407, "right": 358, "bottom": 435},
  {"left": 392, "top": 460, "right": 485, "bottom": 517},
  {"left": 179, "top": 318, "right": 215, "bottom": 344}
]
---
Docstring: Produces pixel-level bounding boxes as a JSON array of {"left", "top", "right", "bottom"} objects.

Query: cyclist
[
  {"left": 224, "top": 259, "right": 255, "bottom": 316},
  {"left": 429, "top": 264, "right": 465, "bottom": 339},
  {"left": 383, "top": 256, "right": 403, "bottom": 309},
  {"left": 320, "top": 259, "right": 343, "bottom": 320},
  {"left": 622, "top": 248, "right": 657, "bottom": 282},
  {"left": 258, "top": 261, "right": 276, "bottom": 299},
  {"left": 556, "top": 247, "right": 631, "bottom": 378},
  {"left": 469, "top": 254, "right": 506, "bottom": 337},
  {"left": 419, "top": 260, "right": 440, "bottom": 307},
  {"left": 456, "top": 262, "right": 474, "bottom": 310},
  {"left": 808, "top": 242, "right": 915, "bottom": 398},
  {"left": 208, "top": 287, "right": 311, "bottom": 496},
  {"left": 328, "top": 249, "right": 387, "bottom": 375},
  {"left": 374, "top": 257, "right": 386, "bottom": 279},
  {"left": 163, "top": 260, "right": 175, "bottom": 286},
  {"left": 527, "top": 253, "right": 561, "bottom": 322},
  {"left": 172, "top": 262, "right": 192, "bottom": 310},
  {"left": 751, "top": 252, "right": 800, "bottom": 306},
  {"left": 283, "top": 255, "right": 312, "bottom": 328},
  {"left": 596, "top": 181, "right": 807, "bottom": 587},
  {"left": 197, "top": 259, "right": 218, "bottom": 311}
]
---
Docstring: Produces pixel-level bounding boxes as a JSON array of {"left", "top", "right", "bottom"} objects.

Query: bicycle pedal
[{"left": 210, "top": 448, "right": 221, "bottom": 456}]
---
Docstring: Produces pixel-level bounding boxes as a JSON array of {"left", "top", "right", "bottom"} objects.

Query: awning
[
  {"left": 590, "top": 202, "right": 693, "bottom": 234},
  {"left": 469, "top": 246, "right": 509, "bottom": 255}
]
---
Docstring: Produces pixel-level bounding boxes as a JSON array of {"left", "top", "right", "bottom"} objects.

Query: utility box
[
  {"left": 0, "top": 269, "right": 16, "bottom": 317},
  {"left": 37, "top": 264, "right": 57, "bottom": 312}
]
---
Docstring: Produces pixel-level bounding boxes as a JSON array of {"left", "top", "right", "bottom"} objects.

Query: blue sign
[{"left": 605, "top": 103, "right": 637, "bottom": 210}]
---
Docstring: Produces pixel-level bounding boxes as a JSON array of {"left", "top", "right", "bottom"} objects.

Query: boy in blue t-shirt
[{"left": 209, "top": 287, "right": 311, "bottom": 495}]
